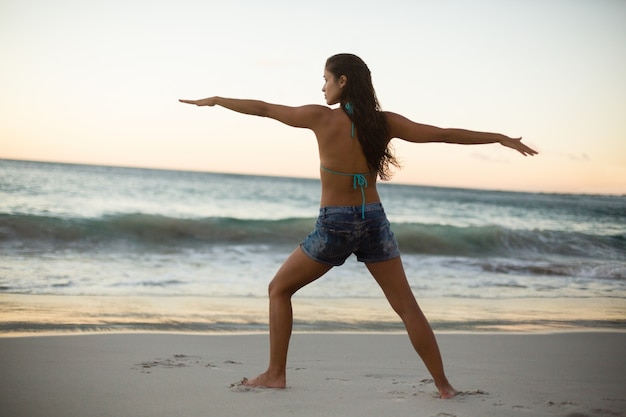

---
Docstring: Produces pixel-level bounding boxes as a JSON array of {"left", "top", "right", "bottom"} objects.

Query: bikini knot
[
  {"left": 353, "top": 174, "right": 368, "bottom": 218},
  {"left": 353, "top": 174, "right": 368, "bottom": 190}
]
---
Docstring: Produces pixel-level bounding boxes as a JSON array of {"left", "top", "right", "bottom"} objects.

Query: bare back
[{"left": 314, "top": 108, "right": 384, "bottom": 208}]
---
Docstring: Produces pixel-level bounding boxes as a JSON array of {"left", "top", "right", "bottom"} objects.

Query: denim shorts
[{"left": 300, "top": 202, "right": 400, "bottom": 266}]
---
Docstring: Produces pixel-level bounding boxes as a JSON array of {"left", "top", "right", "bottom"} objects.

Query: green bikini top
[
  {"left": 320, "top": 164, "right": 374, "bottom": 219},
  {"left": 320, "top": 103, "right": 375, "bottom": 218}
]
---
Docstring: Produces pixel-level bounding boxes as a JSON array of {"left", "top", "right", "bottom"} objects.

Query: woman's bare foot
[
  {"left": 242, "top": 371, "right": 286, "bottom": 389},
  {"left": 437, "top": 383, "right": 458, "bottom": 399}
]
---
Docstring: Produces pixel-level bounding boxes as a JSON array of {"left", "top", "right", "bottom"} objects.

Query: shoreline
[
  {"left": 2, "top": 293, "right": 625, "bottom": 336},
  {"left": 1, "top": 331, "right": 625, "bottom": 417},
  {"left": 3, "top": 328, "right": 626, "bottom": 340}
]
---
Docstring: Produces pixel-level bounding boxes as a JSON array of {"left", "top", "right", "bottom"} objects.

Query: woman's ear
[{"left": 339, "top": 75, "right": 347, "bottom": 87}]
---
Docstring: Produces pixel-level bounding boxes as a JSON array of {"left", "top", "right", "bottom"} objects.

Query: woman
[{"left": 180, "top": 53, "right": 537, "bottom": 399}]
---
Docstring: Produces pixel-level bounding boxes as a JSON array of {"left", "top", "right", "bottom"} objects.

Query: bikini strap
[
  {"left": 343, "top": 102, "right": 355, "bottom": 138},
  {"left": 320, "top": 165, "right": 369, "bottom": 218}
]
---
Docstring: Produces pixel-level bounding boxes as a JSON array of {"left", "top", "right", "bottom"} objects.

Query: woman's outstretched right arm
[
  {"left": 180, "top": 97, "right": 271, "bottom": 116},
  {"left": 179, "top": 97, "right": 329, "bottom": 130}
]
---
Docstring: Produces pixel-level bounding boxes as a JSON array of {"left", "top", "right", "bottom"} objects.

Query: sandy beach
[{"left": 1, "top": 331, "right": 624, "bottom": 417}]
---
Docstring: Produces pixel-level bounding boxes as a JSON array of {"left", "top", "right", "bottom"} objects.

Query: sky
[{"left": 1, "top": 0, "right": 625, "bottom": 195}]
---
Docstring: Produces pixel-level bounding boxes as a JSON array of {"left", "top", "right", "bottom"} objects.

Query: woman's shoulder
[
  {"left": 290, "top": 104, "right": 336, "bottom": 123},
  {"left": 381, "top": 110, "right": 405, "bottom": 123}
]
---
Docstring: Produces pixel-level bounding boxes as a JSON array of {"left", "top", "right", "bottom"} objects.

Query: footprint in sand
[
  {"left": 133, "top": 354, "right": 240, "bottom": 373},
  {"left": 133, "top": 354, "right": 205, "bottom": 372},
  {"left": 458, "top": 389, "right": 489, "bottom": 396},
  {"left": 326, "top": 377, "right": 351, "bottom": 382}
]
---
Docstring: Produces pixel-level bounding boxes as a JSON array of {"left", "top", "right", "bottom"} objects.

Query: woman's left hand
[{"left": 500, "top": 136, "right": 538, "bottom": 156}]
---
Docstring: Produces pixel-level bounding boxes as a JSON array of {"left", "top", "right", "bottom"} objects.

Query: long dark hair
[{"left": 325, "top": 53, "right": 400, "bottom": 180}]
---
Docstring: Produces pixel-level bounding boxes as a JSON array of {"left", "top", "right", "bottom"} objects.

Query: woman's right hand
[{"left": 178, "top": 97, "right": 217, "bottom": 106}]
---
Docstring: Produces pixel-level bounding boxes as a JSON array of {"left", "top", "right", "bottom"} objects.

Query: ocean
[{"left": 1, "top": 159, "right": 624, "bottom": 334}]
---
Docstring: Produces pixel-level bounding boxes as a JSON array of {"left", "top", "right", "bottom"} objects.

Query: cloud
[
  {"left": 553, "top": 152, "right": 591, "bottom": 162},
  {"left": 470, "top": 153, "right": 510, "bottom": 164}
]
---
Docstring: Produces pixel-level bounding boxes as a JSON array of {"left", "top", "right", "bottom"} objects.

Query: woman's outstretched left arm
[{"left": 386, "top": 111, "right": 538, "bottom": 156}]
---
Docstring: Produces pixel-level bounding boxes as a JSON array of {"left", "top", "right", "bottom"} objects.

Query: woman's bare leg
[
  {"left": 366, "top": 257, "right": 457, "bottom": 399},
  {"left": 243, "top": 247, "right": 332, "bottom": 388}
]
